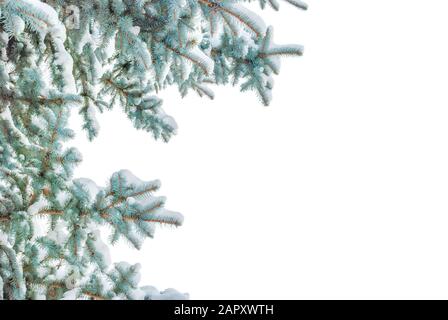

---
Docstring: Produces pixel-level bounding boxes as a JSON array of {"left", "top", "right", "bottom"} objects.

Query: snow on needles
[{"left": 7, "top": 0, "right": 76, "bottom": 93}]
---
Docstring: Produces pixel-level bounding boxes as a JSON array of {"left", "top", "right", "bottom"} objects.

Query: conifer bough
[{"left": 0, "top": 0, "right": 306, "bottom": 300}]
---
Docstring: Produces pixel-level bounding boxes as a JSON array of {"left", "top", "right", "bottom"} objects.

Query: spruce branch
[
  {"left": 39, "top": 108, "right": 63, "bottom": 178},
  {"left": 0, "top": 0, "right": 306, "bottom": 300},
  {"left": 160, "top": 40, "right": 214, "bottom": 76},
  {"left": 282, "top": 0, "right": 308, "bottom": 10}
]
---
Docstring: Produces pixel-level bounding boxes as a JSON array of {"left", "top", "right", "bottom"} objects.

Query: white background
[{"left": 70, "top": 1, "right": 448, "bottom": 299}]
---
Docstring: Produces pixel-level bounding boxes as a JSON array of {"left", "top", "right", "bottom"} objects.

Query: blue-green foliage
[{"left": 0, "top": 0, "right": 305, "bottom": 300}]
